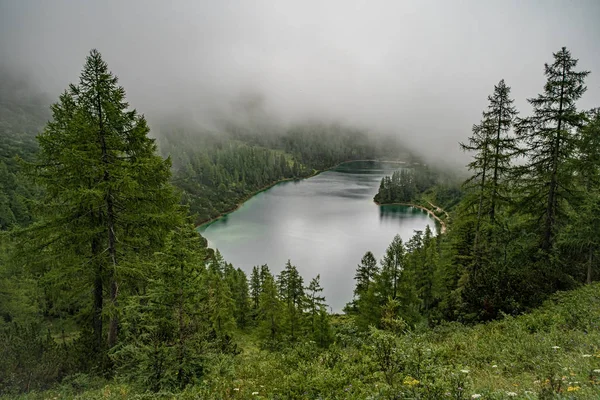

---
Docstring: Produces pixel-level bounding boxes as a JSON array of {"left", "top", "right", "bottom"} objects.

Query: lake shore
[
  {"left": 374, "top": 201, "right": 448, "bottom": 234},
  {"left": 195, "top": 159, "right": 409, "bottom": 228}
]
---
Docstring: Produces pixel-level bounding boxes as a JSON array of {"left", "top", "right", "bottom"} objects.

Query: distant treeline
[
  {"left": 159, "top": 124, "right": 413, "bottom": 224},
  {"left": 0, "top": 46, "right": 599, "bottom": 399}
]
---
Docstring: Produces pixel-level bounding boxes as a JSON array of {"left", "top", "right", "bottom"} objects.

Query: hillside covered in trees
[
  {"left": 159, "top": 123, "right": 412, "bottom": 224},
  {"left": 0, "top": 46, "right": 599, "bottom": 400}
]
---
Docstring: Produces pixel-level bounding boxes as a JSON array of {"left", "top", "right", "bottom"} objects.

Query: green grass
[{"left": 7, "top": 284, "right": 600, "bottom": 399}]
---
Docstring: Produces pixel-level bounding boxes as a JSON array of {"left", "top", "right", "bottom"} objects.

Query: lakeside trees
[
  {"left": 0, "top": 45, "right": 599, "bottom": 397},
  {"left": 26, "top": 49, "right": 182, "bottom": 358},
  {"left": 370, "top": 47, "right": 597, "bottom": 321}
]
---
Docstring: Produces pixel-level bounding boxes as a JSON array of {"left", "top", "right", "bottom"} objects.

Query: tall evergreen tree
[
  {"left": 560, "top": 109, "right": 600, "bottom": 284},
  {"left": 379, "top": 235, "right": 405, "bottom": 300},
  {"left": 514, "top": 47, "right": 589, "bottom": 253},
  {"left": 353, "top": 251, "right": 379, "bottom": 297},
  {"left": 460, "top": 79, "right": 517, "bottom": 254},
  {"left": 27, "top": 49, "right": 180, "bottom": 356},
  {"left": 258, "top": 271, "right": 282, "bottom": 344},
  {"left": 277, "top": 260, "right": 305, "bottom": 340},
  {"left": 115, "top": 224, "right": 207, "bottom": 391},
  {"left": 305, "top": 275, "right": 327, "bottom": 337},
  {"left": 250, "top": 266, "right": 261, "bottom": 311}
]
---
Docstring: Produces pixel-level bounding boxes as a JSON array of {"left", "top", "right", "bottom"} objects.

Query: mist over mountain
[{"left": 1, "top": 0, "right": 599, "bottom": 167}]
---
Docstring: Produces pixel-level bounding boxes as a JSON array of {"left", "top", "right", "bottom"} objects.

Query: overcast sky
[{"left": 1, "top": 0, "right": 599, "bottom": 163}]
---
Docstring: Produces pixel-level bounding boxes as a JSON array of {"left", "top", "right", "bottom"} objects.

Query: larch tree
[
  {"left": 250, "top": 265, "right": 261, "bottom": 311},
  {"left": 460, "top": 79, "right": 517, "bottom": 255},
  {"left": 277, "top": 260, "right": 305, "bottom": 340},
  {"left": 514, "top": 47, "right": 589, "bottom": 253},
  {"left": 305, "top": 274, "right": 326, "bottom": 336},
  {"left": 258, "top": 271, "right": 282, "bottom": 344},
  {"left": 353, "top": 251, "right": 379, "bottom": 298},
  {"left": 28, "top": 49, "right": 180, "bottom": 355}
]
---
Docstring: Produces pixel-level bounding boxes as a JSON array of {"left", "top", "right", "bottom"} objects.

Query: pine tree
[
  {"left": 114, "top": 224, "right": 207, "bottom": 391},
  {"left": 205, "top": 267, "right": 236, "bottom": 348},
  {"left": 258, "top": 272, "right": 282, "bottom": 345},
  {"left": 232, "top": 268, "right": 250, "bottom": 328},
  {"left": 305, "top": 275, "right": 326, "bottom": 337},
  {"left": 353, "top": 251, "right": 379, "bottom": 297},
  {"left": 514, "top": 47, "right": 589, "bottom": 253},
  {"left": 27, "top": 49, "right": 180, "bottom": 356},
  {"left": 250, "top": 266, "right": 261, "bottom": 312},
  {"left": 460, "top": 79, "right": 517, "bottom": 254},
  {"left": 314, "top": 305, "right": 332, "bottom": 348},
  {"left": 560, "top": 109, "right": 600, "bottom": 284},
  {"left": 277, "top": 260, "right": 305, "bottom": 340},
  {"left": 379, "top": 235, "right": 405, "bottom": 300}
]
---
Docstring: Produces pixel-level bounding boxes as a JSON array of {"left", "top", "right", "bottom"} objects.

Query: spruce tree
[
  {"left": 305, "top": 275, "right": 327, "bottom": 336},
  {"left": 353, "top": 251, "right": 379, "bottom": 297},
  {"left": 258, "top": 272, "right": 282, "bottom": 345},
  {"left": 379, "top": 235, "right": 405, "bottom": 300},
  {"left": 250, "top": 266, "right": 261, "bottom": 311},
  {"left": 277, "top": 260, "right": 305, "bottom": 340}
]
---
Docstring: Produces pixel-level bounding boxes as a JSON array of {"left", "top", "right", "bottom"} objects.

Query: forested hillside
[
  {"left": 1, "top": 47, "right": 599, "bottom": 400},
  {"left": 159, "top": 123, "right": 412, "bottom": 224},
  {"left": 0, "top": 67, "right": 49, "bottom": 228}
]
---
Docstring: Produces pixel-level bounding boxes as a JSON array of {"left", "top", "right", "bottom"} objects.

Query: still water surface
[{"left": 198, "top": 161, "right": 434, "bottom": 312}]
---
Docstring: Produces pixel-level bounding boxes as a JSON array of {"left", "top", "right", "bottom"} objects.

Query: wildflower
[
  {"left": 252, "top": 392, "right": 259, "bottom": 395},
  {"left": 567, "top": 386, "right": 580, "bottom": 392},
  {"left": 594, "top": 369, "right": 600, "bottom": 373},
  {"left": 491, "top": 365, "right": 497, "bottom": 368},
  {"left": 461, "top": 369, "right": 470, "bottom": 374},
  {"left": 233, "top": 388, "right": 240, "bottom": 391},
  {"left": 583, "top": 354, "right": 592, "bottom": 357},
  {"left": 506, "top": 392, "right": 517, "bottom": 397},
  {"left": 551, "top": 346, "right": 560, "bottom": 350},
  {"left": 471, "top": 394, "right": 481, "bottom": 399},
  {"left": 403, "top": 376, "right": 420, "bottom": 386}
]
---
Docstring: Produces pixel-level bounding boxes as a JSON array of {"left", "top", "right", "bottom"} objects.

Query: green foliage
[
  {"left": 374, "top": 166, "right": 437, "bottom": 204},
  {"left": 21, "top": 49, "right": 182, "bottom": 364},
  {"left": 113, "top": 224, "right": 209, "bottom": 392},
  {"left": 161, "top": 123, "right": 411, "bottom": 225},
  {"left": 21, "top": 283, "right": 598, "bottom": 399},
  {"left": 2, "top": 45, "right": 600, "bottom": 399},
  {"left": 513, "top": 47, "right": 589, "bottom": 253},
  {"left": 0, "top": 67, "right": 48, "bottom": 230}
]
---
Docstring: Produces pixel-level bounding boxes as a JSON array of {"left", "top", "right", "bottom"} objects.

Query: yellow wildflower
[
  {"left": 403, "top": 376, "right": 420, "bottom": 386},
  {"left": 567, "top": 386, "right": 580, "bottom": 392}
]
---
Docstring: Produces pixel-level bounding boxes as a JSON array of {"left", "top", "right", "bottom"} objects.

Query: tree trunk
[
  {"left": 490, "top": 102, "right": 503, "bottom": 223},
  {"left": 95, "top": 63, "right": 119, "bottom": 348},
  {"left": 92, "top": 234, "right": 103, "bottom": 351},
  {"left": 543, "top": 61, "right": 566, "bottom": 252}
]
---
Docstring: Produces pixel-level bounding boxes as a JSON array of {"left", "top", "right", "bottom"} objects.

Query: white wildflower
[
  {"left": 491, "top": 365, "right": 497, "bottom": 368},
  {"left": 594, "top": 369, "right": 600, "bottom": 373},
  {"left": 461, "top": 369, "right": 470, "bottom": 374},
  {"left": 582, "top": 354, "right": 592, "bottom": 357},
  {"left": 252, "top": 392, "right": 259, "bottom": 395},
  {"left": 471, "top": 394, "right": 481, "bottom": 399},
  {"left": 506, "top": 392, "right": 517, "bottom": 397},
  {"left": 233, "top": 388, "right": 240, "bottom": 391},
  {"left": 551, "top": 346, "right": 560, "bottom": 350}
]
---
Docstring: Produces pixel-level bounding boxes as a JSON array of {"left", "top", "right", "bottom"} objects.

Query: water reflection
[{"left": 199, "top": 161, "right": 434, "bottom": 312}]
